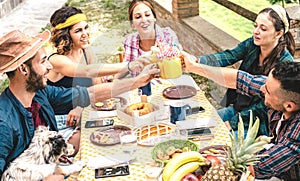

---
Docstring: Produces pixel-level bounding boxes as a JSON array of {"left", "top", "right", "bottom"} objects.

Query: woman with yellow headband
[
  {"left": 47, "top": 6, "right": 157, "bottom": 156},
  {"left": 193, "top": 5, "right": 295, "bottom": 138}
]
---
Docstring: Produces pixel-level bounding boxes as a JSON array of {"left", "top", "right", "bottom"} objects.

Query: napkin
[
  {"left": 87, "top": 153, "right": 132, "bottom": 169},
  {"left": 164, "top": 99, "right": 199, "bottom": 108},
  {"left": 175, "top": 116, "right": 218, "bottom": 129},
  {"left": 89, "top": 110, "right": 117, "bottom": 119}
]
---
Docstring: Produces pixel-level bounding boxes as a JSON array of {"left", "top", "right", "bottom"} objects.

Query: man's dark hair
[
  {"left": 6, "top": 57, "right": 34, "bottom": 79},
  {"left": 272, "top": 62, "right": 300, "bottom": 94}
]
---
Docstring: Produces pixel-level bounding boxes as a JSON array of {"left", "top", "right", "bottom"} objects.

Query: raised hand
[
  {"left": 181, "top": 51, "right": 198, "bottom": 73},
  {"left": 128, "top": 54, "right": 153, "bottom": 72},
  {"left": 136, "top": 63, "right": 160, "bottom": 85}
]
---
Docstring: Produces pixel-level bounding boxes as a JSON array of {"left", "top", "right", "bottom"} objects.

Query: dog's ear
[{"left": 35, "top": 126, "right": 48, "bottom": 133}]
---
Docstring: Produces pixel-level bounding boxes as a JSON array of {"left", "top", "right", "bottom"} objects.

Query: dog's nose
[{"left": 67, "top": 145, "right": 75, "bottom": 155}]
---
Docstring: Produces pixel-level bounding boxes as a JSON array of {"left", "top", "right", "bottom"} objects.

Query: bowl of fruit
[{"left": 151, "top": 139, "right": 199, "bottom": 165}]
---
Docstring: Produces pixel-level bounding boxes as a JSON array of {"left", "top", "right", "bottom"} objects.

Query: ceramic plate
[
  {"left": 152, "top": 139, "right": 199, "bottom": 165},
  {"left": 90, "top": 125, "right": 131, "bottom": 146},
  {"left": 162, "top": 85, "right": 197, "bottom": 99},
  {"left": 92, "top": 97, "right": 127, "bottom": 111}
]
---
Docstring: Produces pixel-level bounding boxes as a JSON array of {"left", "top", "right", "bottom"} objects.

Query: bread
[
  {"left": 125, "top": 102, "right": 154, "bottom": 116},
  {"left": 134, "top": 123, "right": 176, "bottom": 142}
]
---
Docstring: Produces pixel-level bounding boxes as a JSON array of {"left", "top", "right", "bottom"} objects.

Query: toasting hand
[
  {"left": 128, "top": 55, "right": 153, "bottom": 72},
  {"left": 136, "top": 64, "right": 160, "bottom": 85},
  {"left": 181, "top": 51, "right": 199, "bottom": 73}
]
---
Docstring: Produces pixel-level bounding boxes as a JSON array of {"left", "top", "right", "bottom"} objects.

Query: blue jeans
[
  {"left": 217, "top": 106, "right": 247, "bottom": 138},
  {"left": 139, "top": 82, "right": 151, "bottom": 96},
  {"left": 217, "top": 106, "right": 236, "bottom": 122}
]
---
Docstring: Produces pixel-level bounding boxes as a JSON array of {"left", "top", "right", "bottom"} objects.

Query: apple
[
  {"left": 205, "top": 155, "right": 221, "bottom": 166},
  {"left": 181, "top": 173, "right": 200, "bottom": 181}
]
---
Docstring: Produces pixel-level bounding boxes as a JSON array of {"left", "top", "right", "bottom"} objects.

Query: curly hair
[
  {"left": 258, "top": 7, "right": 295, "bottom": 75},
  {"left": 50, "top": 6, "right": 83, "bottom": 55}
]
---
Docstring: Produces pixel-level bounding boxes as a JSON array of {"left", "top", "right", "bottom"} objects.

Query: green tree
[{"left": 268, "top": 0, "right": 299, "bottom": 7}]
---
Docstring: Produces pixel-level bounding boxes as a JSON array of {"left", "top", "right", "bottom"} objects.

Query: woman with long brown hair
[{"left": 199, "top": 5, "right": 295, "bottom": 136}]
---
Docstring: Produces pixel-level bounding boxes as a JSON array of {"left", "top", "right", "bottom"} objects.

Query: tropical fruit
[
  {"left": 201, "top": 110, "right": 272, "bottom": 181},
  {"left": 162, "top": 151, "right": 205, "bottom": 181}
]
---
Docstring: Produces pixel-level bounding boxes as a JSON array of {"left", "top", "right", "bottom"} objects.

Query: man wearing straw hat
[{"left": 0, "top": 29, "right": 159, "bottom": 178}]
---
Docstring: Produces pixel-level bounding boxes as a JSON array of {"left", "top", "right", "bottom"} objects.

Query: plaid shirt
[
  {"left": 237, "top": 70, "right": 300, "bottom": 180},
  {"left": 123, "top": 25, "right": 182, "bottom": 77},
  {"left": 199, "top": 37, "right": 294, "bottom": 136},
  {"left": 199, "top": 37, "right": 293, "bottom": 67}
]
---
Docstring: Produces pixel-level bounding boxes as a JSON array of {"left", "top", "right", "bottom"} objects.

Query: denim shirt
[{"left": 0, "top": 85, "right": 90, "bottom": 175}]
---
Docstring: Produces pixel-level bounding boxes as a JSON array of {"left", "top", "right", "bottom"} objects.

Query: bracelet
[{"left": 127, "top": 61, "right": 132, "bottom": 72}]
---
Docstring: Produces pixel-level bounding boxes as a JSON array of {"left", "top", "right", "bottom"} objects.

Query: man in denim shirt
[
  {"left": 0, "top": 30, "right": 159, "bottom": 179},
  {"left": 183, "top": 52, "right": 299, "bottom": 180}
]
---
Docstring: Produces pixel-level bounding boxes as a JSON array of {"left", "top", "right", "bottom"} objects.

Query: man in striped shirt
[{"left": 183, "top": 54, "right": 299, "bottom": 180}]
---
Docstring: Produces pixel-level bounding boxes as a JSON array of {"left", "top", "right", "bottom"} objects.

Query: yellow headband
[
  {"left": 270, "top": 5, "right": 289, "bottom": 34},
  {"left": 55, "top": 14, "right": 87, "bottom": 29}
]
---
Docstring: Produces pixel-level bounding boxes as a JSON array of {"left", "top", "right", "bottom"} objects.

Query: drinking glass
[
  {"left": 144, "top": 161, "right": 163, "bottom": 181},
  {"left": 178, "top": 129, "right": 188, "bottom": 140},
  {"left": 172, "top": 127, "right": 188, "bottom": 140},
  {"left": 119, "top": 131, "right": 137, "bottom": 158}
]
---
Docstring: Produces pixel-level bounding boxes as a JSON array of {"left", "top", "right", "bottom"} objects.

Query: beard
[
  {"left": 265, "top": 101, "right": 286, "bottom": 112},
  {"left": 26, "top": 67, "right": 46, "bottom": 92}
]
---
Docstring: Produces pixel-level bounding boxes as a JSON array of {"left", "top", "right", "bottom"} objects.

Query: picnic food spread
[
  {"left": 70, "top": 74, "right": 269, "bottom": 181},
  {"left": 158, "top": 111, "right": 272, "bottom": 181}
]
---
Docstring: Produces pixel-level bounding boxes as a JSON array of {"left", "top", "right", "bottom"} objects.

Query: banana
[
  {"left": 162, "top": 151, "right": 205, "bottom": 181},
  {"left": 169, "top": 161, "right": 201, "bottom": 181}
]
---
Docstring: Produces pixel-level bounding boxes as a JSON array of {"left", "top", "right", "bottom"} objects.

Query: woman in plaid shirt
[
  {"left": 199, "top": 5, "right": 295, "bottom": 137},
  {"left": 116, "top": 0, "right": 182, "bottom": 94}
]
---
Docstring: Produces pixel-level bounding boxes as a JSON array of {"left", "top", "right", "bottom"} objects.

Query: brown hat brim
[{"left": 0, "top": 30, "right": 51, "bottom": 73}]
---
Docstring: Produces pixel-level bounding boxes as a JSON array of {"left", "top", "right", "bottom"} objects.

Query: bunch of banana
[{"left": 162, "top": 151, "right": 206, "bottom": 181}]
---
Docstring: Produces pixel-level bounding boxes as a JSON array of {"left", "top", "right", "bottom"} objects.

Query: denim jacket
[{"left": 0, "top": 85, "right": 90, "bottom": 175}]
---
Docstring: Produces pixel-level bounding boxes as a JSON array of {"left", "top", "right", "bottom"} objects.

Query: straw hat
[{"left": 0, "top": 30, "right": 50, "bottom": 73}]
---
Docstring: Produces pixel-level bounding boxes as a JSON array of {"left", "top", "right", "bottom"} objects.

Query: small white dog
[{"left": 1, "top": 126, "right": 84, "bottom": 181}]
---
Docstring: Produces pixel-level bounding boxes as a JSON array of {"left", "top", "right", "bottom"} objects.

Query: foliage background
[{"left": 199, "top": 0, "right": 298, "bottom": 41}]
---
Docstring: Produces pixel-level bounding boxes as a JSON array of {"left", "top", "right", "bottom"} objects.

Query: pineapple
[{"left": 201, "top": 111, "right": 273, "bottom": 181}]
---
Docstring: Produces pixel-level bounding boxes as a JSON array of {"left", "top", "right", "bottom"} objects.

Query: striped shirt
[{"left": 237, "top": 70, "right": 300, "bottom": 180}]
